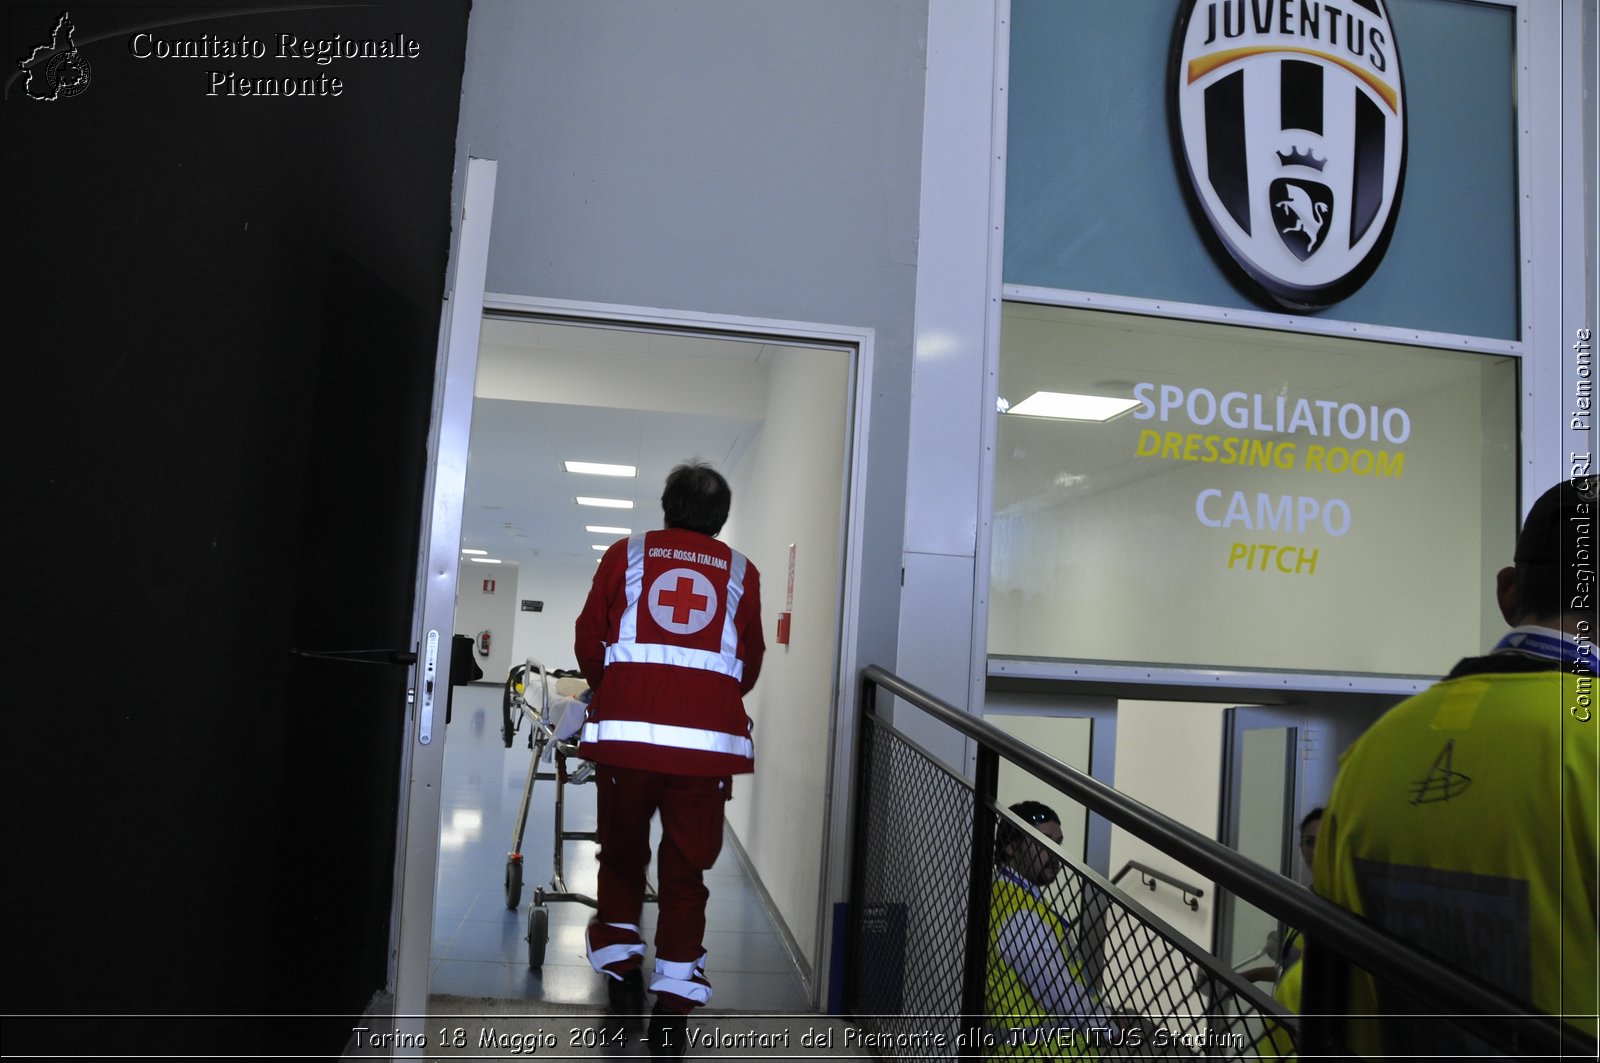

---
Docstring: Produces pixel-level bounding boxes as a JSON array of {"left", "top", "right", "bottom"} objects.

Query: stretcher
[{"left": 500, "top": 658, "right": 656, "bottom": 969}]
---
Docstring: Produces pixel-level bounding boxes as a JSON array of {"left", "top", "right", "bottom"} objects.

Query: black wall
[{"left": 8, "top": 2, "right": 471, "bottom": 1053}]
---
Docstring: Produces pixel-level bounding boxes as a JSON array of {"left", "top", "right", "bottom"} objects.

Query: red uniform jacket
[{"left": 574, "top": 529, "right": 764, "bottom": 775}]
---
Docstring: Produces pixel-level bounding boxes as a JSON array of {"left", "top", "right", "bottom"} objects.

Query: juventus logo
[{"left": 1172, "top": 0, "right": 1408, "bottom": 309}]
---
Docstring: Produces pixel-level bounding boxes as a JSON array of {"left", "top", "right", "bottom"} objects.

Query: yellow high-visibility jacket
[
  {"left": 1254, "top": 928, "right": 1303, "bottom": 1060},
  {"left": 1314, "top": 659, "right": 1597, "bottom": 1056},
  {"left": 985, "top": 871, "right": 1102, "bottom": 1059}
]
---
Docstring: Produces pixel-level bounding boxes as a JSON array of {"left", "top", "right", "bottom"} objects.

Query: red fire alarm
[
  {"left": 483, "top": 578, "right": 496, "bottom": 593},
  {"left": 776, "top": 543, "right": 796, "bottom": 646}
]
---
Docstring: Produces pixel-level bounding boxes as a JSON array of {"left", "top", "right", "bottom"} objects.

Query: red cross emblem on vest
[
  {"left": 647, "top": 567, "right": 718, "bottom": 635},
  {"left": 659, "top": 576, "right": 708, "bottom": 624}
]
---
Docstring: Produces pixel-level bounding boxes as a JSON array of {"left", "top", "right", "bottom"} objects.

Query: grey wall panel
[{"left": 452, "top": 0, "right": 929, "bottom": 677}]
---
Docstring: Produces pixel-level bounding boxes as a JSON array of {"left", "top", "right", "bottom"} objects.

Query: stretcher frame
[{"left": 500, "top": 658, "right": 656, "bottom": 969}]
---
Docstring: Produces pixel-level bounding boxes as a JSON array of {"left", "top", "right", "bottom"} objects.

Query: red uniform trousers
[{"left": 585, "top": 765, "right": 730, "bottom": 1013}]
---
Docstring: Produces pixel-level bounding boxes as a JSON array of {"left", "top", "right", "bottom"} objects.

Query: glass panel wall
[{"left": 988, "top": 302, "right": 1518, "bottom": 678}]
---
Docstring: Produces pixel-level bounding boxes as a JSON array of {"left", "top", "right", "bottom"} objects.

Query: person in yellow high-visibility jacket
[
  {"left": 1253, "top": 924, "right": 1306, "bottom": 1059},
  {"left": 1248, "top": 808, "right": 1322, "bottom": 1058},
  {"left": 1308, "top": 479, "right": 1598, "bottom": 1058},
  {"left": 985, "top": 801, "right": 1113, "bottom": 1059}
]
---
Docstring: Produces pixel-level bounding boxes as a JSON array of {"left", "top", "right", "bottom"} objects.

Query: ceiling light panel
[
  {"left": 1006, "top": 391, "right": 1141, "bottom": 422},
  {"left": 564, "top": 461, "right": 637, "bottom": 477},
  {"left": 577, "top": 497, "right": 635, "bottom": 509}
]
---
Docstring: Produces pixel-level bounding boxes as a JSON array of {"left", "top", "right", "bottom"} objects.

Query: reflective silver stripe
[
  {"left": 586, "top": 921, "right": 645, "bottom": 975},
  {"left": 721, "top": 551, "right": 747, "bottom": 659},
  {"left": 605, "top": 537, "right": 748, "bottom": 680},
  {"left": 590, "top": 942, "right": 644, "bottom": 971},
  {"left": 615, "top": 534, "right": 646, "bottom": 644},
  {"left": 603, "top": 641, "right": 744, "bottom": 682},
  {"left": 650, "top": 955, "right": 711, "bottom": 1005},
  {"left": 582, "top": 719, "right": 753, "bottom": 760},
  {"left": 655, "top": 956, "right": 705, "bottom": 979}
]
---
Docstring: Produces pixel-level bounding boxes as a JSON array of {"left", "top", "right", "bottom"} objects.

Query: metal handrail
[
  {"left": 1111, "top": 860, "right": 1205, "bottom": 911},
  {"left": 860, "top": 664, "right": 1595, "bottom": 1060}
]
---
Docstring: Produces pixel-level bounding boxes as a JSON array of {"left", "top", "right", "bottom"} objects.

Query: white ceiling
[{"left": 460, "top": 318, "right": 774, "bottom": 568}]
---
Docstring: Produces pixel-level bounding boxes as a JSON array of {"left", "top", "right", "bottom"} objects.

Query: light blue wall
[
  {"left": 450, "top": 0, "right": 929, "bottom": 677},
  {"left": 1005, "top": 0, "right": 1519, "bottom": 338}
]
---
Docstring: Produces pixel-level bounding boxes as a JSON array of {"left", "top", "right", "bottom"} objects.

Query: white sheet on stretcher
[{"left": 548, "top": 694, "right": 588, "bottom": 741}]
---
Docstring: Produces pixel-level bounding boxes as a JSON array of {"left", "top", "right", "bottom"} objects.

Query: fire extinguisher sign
[{"left": 483, "top": 578, "right": 496, "bottom": 593}]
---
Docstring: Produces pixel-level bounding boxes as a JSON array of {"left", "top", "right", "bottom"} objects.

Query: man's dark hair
[
  {"left": 1300, "top": 806, "right": 1324, "bottom": 834},
  {"left": 662, "top": 462, "right": 731, "bottom": 536},
  {"left": 1513, "top": 478, "right": 1596, "bottom": 622},
  {"left": 997, "top": 799, "right": 1060, "bottom": 853}
]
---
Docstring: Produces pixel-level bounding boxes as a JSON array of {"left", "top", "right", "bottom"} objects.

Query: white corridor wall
[{"left": 723, "top": 346, "right": 852, "bottom": 972}]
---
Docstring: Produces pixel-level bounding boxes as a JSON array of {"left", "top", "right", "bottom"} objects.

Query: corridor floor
[{"left": 429, "top": 682, "right": 812, "bottom": 1013}]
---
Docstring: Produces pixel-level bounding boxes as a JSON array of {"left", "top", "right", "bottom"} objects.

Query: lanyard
[
  {"left": 999, "top": 867, "right": 1041, "bottom": 897},
  {"left": 1492, "top": 627, "right": 1597, "bottom": 672}
]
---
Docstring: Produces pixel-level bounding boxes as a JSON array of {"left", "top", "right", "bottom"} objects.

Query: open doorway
[
  {"left": 1215, "top": 706, "right": 1301, "bottom": 972},
  {"left": 427, "top": 313, "right": 858, "bottom": 1010}
]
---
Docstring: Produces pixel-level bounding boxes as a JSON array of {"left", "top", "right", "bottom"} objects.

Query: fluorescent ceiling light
[
  {"left": 461, "top": 548, "right": 488, "bottom": 555},
  {"left": 564, "top": 460, "right": 637, "bottom": 477},
  {"left": 586, "top": 525, "right": 632, "bottom": 535},
  {"left": 577, "top": 496, "right": 634, "bottom": 509},
  {"left": 468, "top": 557, "right": 503, "bottom": 564},
  {"left": 1005, "top": 391, "right": 1141, "bottom": 422},
  {"left": 592, "top": 544, "right": 609, "bottom": 551}
]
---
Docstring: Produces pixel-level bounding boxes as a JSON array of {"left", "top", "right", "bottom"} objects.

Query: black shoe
[
  {"left": 606, "top": 969, "right": 646, "bottom": 1029},
  {"left": 647, "top": 1004, "right": 688, "bottom": 1058}
]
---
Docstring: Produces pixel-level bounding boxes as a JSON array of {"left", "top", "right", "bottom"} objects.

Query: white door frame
[
  {"left": 387, "top": 156, "right": 498, "bottom": 1040},
  {"left": 390, "top": 285, "right": 876, "bottom": 1022}
]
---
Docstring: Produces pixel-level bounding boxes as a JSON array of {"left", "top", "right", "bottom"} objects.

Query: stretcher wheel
[
  {"left": 504, "top": 857, "right": 523, "bottom": 910},
  {"left": 528, "top": 905, "right": 549, "bottom": 969}
]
